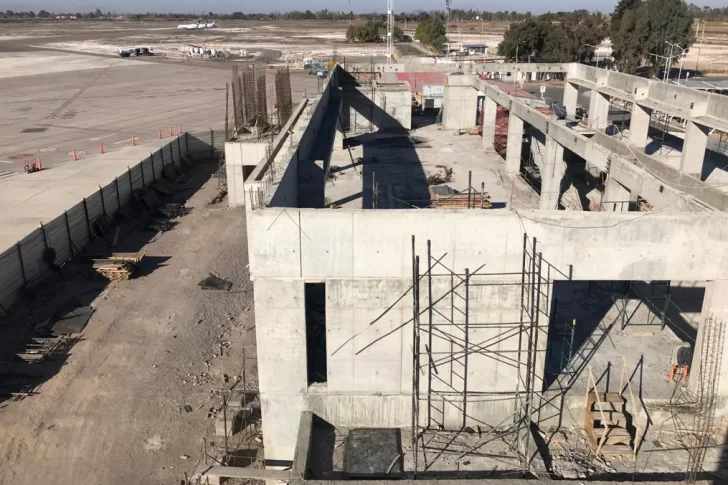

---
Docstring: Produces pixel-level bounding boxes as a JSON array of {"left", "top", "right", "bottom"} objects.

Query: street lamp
[{"left": 665, "top": 41, "right": 686, "bottom": 84}]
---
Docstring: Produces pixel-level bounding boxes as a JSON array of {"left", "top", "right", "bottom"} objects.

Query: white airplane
[{"left": 177, "top": 21, "right": 217, "bottom": 30}]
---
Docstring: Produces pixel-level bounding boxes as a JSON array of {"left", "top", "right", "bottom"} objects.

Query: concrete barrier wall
[
  {"left": 0, "top": 136, "right": 191, "bottom": 312},
  {"left": 248, "top": 209, "right": 728, "bottom": 282}
]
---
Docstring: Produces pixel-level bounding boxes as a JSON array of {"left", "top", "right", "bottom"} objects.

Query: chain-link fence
[{"left": 0, "top": 131, "right": 223, "bottom": 313}]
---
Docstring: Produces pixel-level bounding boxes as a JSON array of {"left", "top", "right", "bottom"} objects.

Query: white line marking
[
  {"left": 114, "top": 138, "right": 140, "bottom": 145},
  {"left": 90, "top": 133, "right": 117, "bottom": 141},
  {"left": 0, "top": 160, "right": 14, "bottom": 164}
]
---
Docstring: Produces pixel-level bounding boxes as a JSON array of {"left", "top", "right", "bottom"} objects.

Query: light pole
[
  {"left": 650, "top": 53, "right": 675, "bottom": 83},
  {"left": 695, "top": 20, "right": 706, "bottom": 74},
  {"left": 664, "top": 41, "right": 675, "bottom": 82},
  {"left": 585, "top": 43, "right": 599, "bottom": 68},
  {"left": 666, "top": 41, "right": 686, "bottom": 84}
]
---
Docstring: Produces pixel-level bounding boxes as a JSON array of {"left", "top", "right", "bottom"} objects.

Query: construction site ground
[{"left": 0, "top": 165, "right": 258, "bottom": 485}]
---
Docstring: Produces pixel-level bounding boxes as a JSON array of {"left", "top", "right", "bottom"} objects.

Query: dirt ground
[{"left": 0, "top": 163, "right": 257, "bottom": 485}]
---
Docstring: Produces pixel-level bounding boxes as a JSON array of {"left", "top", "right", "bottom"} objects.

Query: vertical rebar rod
[
  {"left": 661, "top": 281, "right": 672, "bottom": 330},
  {"left": 410, "top": 235, "right": 418, "bottom": 478},
  {"left": 462, "top": 268, "right": 470, "bottom": 430},
  {"left": 427, "top": 239, "right": 433, "bottom": 429},
  {"left": 467, "top": 170, "right": 472, "bottom": 208}
]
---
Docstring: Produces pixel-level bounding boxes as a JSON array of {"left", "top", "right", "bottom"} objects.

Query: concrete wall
[
  {"left": 376, "top": 85, "right": 412, "bottom": 130},
  {"left": 248, "top": 209, "right": 728, "bottom": 282},
  {"left": 341, "top": 84, "right": 411, "bottom": 132},
  {"left": 443, "top": 75, "right": 479, "bottom": 129}
]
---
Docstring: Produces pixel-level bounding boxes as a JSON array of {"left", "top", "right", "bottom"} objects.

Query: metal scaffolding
[{"left": 410, "top": 234, "right": 567, "bottom": 475}]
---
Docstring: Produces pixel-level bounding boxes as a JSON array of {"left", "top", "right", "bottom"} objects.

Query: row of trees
[
  {"left": 345, "top": 20, "right": 405, "bottom": 43},
  {"left": 1, "top": 9, "right": 106, "bottom": 19},
  {"left": 498, "top": 14, "right": 608, "bottom": 63},
  {"left": 498, "top": 0, "right": 696, "bottom": 74}
]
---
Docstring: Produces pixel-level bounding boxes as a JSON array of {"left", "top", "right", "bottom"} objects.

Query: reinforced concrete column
[
  {"left": 628, "top": 104, "right": 652, "bottom": 150},
  {"left": 691, "top": 281, "right": 728, "bottom": 407},
  {"left": 481, "top": 96, "right": 498, "bottom": 151},
  {"left": 679, "top": 121, "right": 710, "bottom": 177},
  {"left": 563, "top": 81, "right": 579, "bottom": 119},
  {"left": 224, "top": 142, "right": 246, "bottom": 207},
  {"left": 588, "top": 90, "right": 610, "bottom": 131},
  {"left": 505, "top": 111, "right": 524, "bottom": 173},
  {"left": 603, "top": 177, "right": 631, "bottom": 212},
  {"left": 539, "top": 137, "right": 565, "bottom": 210}
]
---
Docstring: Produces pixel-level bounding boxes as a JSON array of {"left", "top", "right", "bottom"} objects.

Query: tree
[
  {"left": 95, "top": 8, "right": 103, "bottom": 17},
  {"left": 498, "top": 19, "right": 547, "bottom": 60},
  {"left": 610, "top": 0, "right": 695, "bottom": 75},
  {"left": 346, "top": 20, "right": 384, "bottom": 43},
  {"left": 644, "top": 0, "right": 695, "bottom": 68},
  {"left": 415, "top": 16, "right": 447, "bottom": 50},
  {"left": 37, "top": 9, "right": 51, "bottom": 18},
  {"left": 611, "top": 0, "right": 642, "bottom": 39},
  {"left": 612, "top": 6, "right": 650, "bottom": 73}
]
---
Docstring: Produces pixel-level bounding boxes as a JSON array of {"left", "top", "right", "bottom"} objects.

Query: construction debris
[
  {"left": 198, "top": 274, "right": 233, "bottom": 291},
  {"left": 89, "top": 252, "right": 145, "bottom": 281},
  {"left": 428, "top": 185, "right": 492, "bottom": 209}
]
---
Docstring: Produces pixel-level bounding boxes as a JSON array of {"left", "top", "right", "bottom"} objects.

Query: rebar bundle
[
  {"left": 275, "top": 67, "right": 293, "bottom": 126},
  {"left": 230, "top": 66, "right": 269, "bottom": 134},
  {"left": 685, "top": 316, "right": 725, "bottom": 484}
]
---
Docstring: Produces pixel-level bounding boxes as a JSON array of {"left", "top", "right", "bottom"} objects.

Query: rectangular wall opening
[{"left": 305, "top": 282, "right": 327, "bottom": 385}]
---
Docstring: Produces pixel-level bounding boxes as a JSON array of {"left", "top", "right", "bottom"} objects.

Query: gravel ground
[{"left": 0, "top": 164, "right": 257, "bottom": 485}]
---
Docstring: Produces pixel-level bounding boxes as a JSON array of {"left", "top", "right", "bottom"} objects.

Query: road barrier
[{"left": 0, "top": 130, "right": 224, "bottom": 313}]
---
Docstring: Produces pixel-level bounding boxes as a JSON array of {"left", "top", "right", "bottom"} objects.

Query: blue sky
[{"left": 6, "top": 0, "right": 726, "bottom": 14}]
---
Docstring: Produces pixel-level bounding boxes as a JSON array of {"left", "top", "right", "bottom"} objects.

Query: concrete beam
[
  {"left": 590, "top": 130, "right": 728, "bottom": 211},
  {"left": 481, "top": 97, "right": 498, "bottom": 151},
  {"left": 680, "top": 121, "right": 710, "bottom": 177},
  {"left": 628, "top": 104, "right": 652, "bottom": 150},
  {"left": 505, "top": 112, "right": 524, "bottom": 173},
  {"left": 539, "top": 137, "right": 566, "bottom": 210}
]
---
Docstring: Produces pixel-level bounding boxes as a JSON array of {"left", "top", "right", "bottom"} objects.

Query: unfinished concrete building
[{"left": 221, "top": 62, "right": 728, "bottom": 482}]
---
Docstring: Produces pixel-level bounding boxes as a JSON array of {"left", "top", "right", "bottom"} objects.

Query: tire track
[{"left": 48, "top": 66, "right": 112, "bottom": 119}]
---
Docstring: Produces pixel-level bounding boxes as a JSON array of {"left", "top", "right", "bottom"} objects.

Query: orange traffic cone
[
  {"left": 100, "top": 142, "right": 105, "bottom": 154},
  {"left": 37, "top": 156, "right": 42, "bottom": 170},
  {"left": 169, "top": 126, "right": 173, "bottom": 137},
  {"left": 131, "top": 135, "right": 136, "bottom": 146},
  {"left": 72, "top": 150, "right": 78, "bottom": 161},
  {"left": 158, "top": 129, "right": 163, "bottom": 139},
  {"left": 178, "top": 123, "right": 182, "bottom": 134}
]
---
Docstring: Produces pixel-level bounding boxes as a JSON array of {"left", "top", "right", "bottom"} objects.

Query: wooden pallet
[{"left": 89, "top": 252, "right": 143, "bottom": 280}]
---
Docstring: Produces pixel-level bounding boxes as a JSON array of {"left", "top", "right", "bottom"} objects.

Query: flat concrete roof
[{"left": 325, "top": 124, "right": 540, "bottom": 210}]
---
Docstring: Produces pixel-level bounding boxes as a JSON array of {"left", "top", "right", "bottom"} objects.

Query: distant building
[{"left": 461, "top": 43, "right": 488, "bottom": 55}]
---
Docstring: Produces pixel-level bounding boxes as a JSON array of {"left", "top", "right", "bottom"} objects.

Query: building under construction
[{"left": 208, "top": 61, "right": 728, "bottom": 484}]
